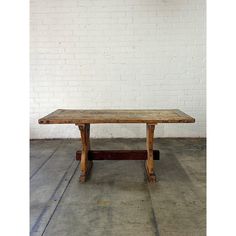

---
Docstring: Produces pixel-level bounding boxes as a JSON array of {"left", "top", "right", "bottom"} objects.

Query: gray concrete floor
[{"left": 30, "top": 138, "right": 206, "bottom": 236}]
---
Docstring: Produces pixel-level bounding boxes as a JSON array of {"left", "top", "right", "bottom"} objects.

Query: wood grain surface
[{"left": 38, "top": 109, "right": 195, "bottom": 124}]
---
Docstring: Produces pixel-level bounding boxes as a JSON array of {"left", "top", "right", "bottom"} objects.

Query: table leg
[
  {"left": 145, "top": 124, "right": 157, "bottom": 182},
  {"left": 78, "top": 124, "right": 93, "bottom": 182}
]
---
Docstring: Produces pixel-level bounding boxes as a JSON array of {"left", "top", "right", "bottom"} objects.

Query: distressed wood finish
[
  {"left": 76, "top": 150, "right": 160, "bottom": 160},
  {"left": 38, "top": 109, "right": 195, "bottom": 124},
  {"left": 38, "top": 109, "right": 195, "bottom": 183},
  {"left": 146, "top": 124, "right": 157, "bottom": 182},
  {"left": 78, "top": 124, "right": 92, "bottom": 182}
]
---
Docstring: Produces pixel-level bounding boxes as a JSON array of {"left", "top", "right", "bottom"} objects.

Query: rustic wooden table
[{"left": 39, "top": 109, "right": 195, "bottom": 183}]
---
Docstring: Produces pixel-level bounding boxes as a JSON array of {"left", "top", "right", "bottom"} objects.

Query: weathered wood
[
  {"left": 38, "top": 109, "right": 195, "bottom": 183},
  {"left": 78, "top": 124, "right": 92, "bottom": 182},
  {"left": 38, "top": 109, "right": 195, "bottom": 124},
  {"left": 76, "top": 150, "right": 160, "bottom": 160},
  {"left": 146, "top": 124, "right": 157, "bottom": 183}
]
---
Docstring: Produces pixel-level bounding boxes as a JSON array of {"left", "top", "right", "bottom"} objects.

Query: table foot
[
  {"left": 79, "top": 161, "right": 93, "bottom": 183},
  {"left": 145, "top": 161, "right": 157, "bottom": 183}
]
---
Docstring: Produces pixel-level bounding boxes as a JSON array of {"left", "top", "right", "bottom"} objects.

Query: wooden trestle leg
[
  {"left": 145, "top": 124, "right": 157, "bottom": 183},
  {"left": 78, "top": 124, "right": 93, "bottom": 182}
]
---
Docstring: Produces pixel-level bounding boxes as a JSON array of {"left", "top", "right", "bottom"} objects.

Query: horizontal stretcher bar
[{"left": 76, "top": 150, "right": 160, "bottom": 160}]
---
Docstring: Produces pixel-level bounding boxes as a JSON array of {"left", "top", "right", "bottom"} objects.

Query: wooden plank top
[{"left": 38, "top": 109, "right": 195, "bottom": 124}]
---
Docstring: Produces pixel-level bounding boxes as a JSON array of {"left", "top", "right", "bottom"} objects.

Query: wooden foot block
[
  {"left": 145, "top": 162, "right": 157, "bottom": 183},
  {"left": 79, "top": 161, "right": 93, "bottom": 183}
]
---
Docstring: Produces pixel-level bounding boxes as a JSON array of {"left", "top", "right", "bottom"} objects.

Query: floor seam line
[
  {"left": 30, "top": 140, "right": 64, "bottom": 180},
  {"left": 144, "top": 161, "right": 160, "bottom": 236},
  {"left": 30, "top": 157, "right": 74, "bottom": 233},
  {"left": 30, "top": 159, "right": 80, "bottom": 236},
  {"left": 40, "top": 160, "right": 80, "bottom": 236},
  {"left": 146, "top": 184, "right": 160, "bottom": 236}
]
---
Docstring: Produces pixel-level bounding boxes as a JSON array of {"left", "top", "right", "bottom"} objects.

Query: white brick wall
[{"left": 30, "top": 0, "right": 206, "bottom": 138}]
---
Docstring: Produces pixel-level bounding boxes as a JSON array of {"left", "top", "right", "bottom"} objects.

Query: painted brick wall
[{"left": 30, "top": 0, "right": 206, "bottom": 138}]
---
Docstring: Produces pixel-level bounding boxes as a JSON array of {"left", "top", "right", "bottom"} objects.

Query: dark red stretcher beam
[{"left": 76, "top": 150, "right": 160, "bottom": 161}]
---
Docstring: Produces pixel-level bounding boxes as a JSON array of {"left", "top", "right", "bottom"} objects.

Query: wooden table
[{"left": 39, "top": 109, "right": 195, "bottom": 183}]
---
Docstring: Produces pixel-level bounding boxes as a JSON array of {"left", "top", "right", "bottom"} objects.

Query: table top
[{"left": 38, "top": 109, "right": 195, "bottom": 124}]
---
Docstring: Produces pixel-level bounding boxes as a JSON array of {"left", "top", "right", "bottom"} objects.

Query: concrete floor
[{"left": 30, "top": 138, "right": 206, "bottom": 236}]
